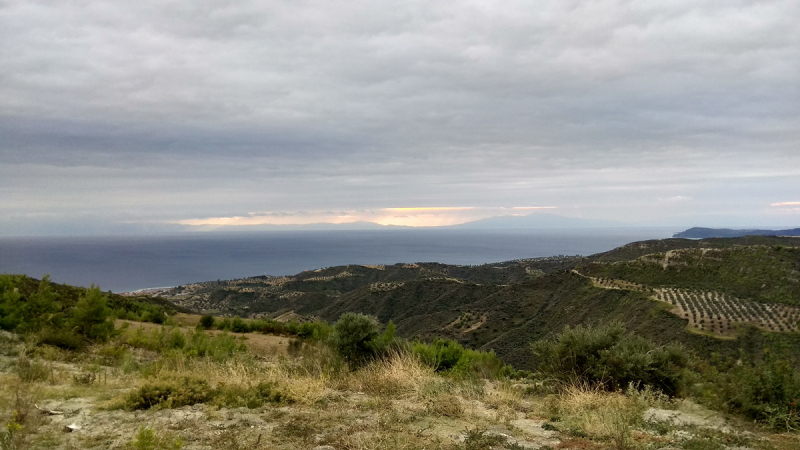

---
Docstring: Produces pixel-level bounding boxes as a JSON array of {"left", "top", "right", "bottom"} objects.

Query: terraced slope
[
  {"left": 582, "top": 245, "right": 800, "bottom": 306},
  {"left": 582, "top": 273, "right": 800, "bottom": 336}
]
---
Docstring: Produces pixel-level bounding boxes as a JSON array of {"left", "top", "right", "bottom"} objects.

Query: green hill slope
[{"left": 153, "top": 236, "right": 800, "bottom": 369}]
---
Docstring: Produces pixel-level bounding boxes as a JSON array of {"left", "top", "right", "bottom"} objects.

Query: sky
[{"left": 1, "top": 0, "right": 799, "bottom": 235}]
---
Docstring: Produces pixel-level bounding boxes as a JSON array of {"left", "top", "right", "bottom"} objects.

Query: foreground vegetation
[
  {"left": 1, "top": 276, "right": 798, "bottom": 449},
  {"left": 3, "top": 319, "right": 799, "bottom": 450}
]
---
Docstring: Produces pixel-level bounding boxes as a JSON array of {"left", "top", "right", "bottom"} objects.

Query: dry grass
[
  {"left": 548, "top": 383, "right": 643, "bottom": 448},
  {"left": 116, "top": 319, "right": 290, "bottom": 357},
  {"left": 3, "top": 321, "right": 788, "bottom": 450},
  {"left": 346, "top": 351, "right": 436, "bottom": 398}
]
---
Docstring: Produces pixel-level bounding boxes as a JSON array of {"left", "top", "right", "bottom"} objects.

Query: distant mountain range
[
  {"left": 673, "top": 227, "right": 800, "bottom": 238},
  {"left": 199, "top": 212, "right": 626, "bottom": 232}
]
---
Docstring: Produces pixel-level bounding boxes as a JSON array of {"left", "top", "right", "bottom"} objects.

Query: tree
[
  {"left": 331, "top": 313, "right": 388, "bottom": 367},
  {"left": 70, "top": 285, "right": 114, "bottom": 342},
  {"left": 18, "top": 275, "right": 58, "bottom": 333},
  {"left": 0, "top": 275, "right": 23, "bottom": 331}
]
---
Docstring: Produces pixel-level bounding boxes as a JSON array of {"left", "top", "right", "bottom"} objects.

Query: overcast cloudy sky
[{"left": 1, "top": 0, "right": 799, "bottom": 235}]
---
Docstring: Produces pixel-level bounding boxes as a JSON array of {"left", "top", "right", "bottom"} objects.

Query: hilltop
[{"left": 673, "top": 227, "right": 800, "bottom": 238}]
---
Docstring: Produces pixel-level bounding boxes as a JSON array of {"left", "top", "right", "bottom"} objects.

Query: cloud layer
[{"left": 1, "top": 0, "right": 799, "bottom": 233}]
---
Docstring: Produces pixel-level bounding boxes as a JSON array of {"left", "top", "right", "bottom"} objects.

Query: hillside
[
  {"left": 159, "top": 236, "right": 800, "bottom": 370},
  {"left": 0, "top": 274, "right": 187, "bottom": 326},
  {"left": 673, "top": 227, "right": 800, "bottom": 238}
]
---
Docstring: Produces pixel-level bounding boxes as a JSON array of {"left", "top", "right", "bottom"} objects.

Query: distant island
[{"left": 674, "top": 227, "right": 800, "bottom": 238}]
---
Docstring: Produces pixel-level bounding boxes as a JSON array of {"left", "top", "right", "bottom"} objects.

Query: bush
[
  {"left": 716, "top": 355, "right": 800, "bottom": 431},
  {"left": 184, "top": 329, "right": 247, "bottom": 361},
  {"left": 13, "top": 356, "right": 50, "bottom": 383},
  {"left": 413, "top": 338, "right": 464, "bottom": 371},
  {"left": 331, "top": 313, "right": 394, "bottom": 367},
  {"left": 213, "top": 382, "right": 289, "bottom": 408},
  {"left": 127, "top": 426, "right": 183, "bottom": 450},
  {"left": 37, "top": 327, "right": 85, "bottom": 351},
  {"left": 230, "top": 316, "right": 249, "bottom": 333},
  {"left": 198, "top": 315, "right": 215, "bottom": 330},
  {"left": 530, "top": 323, "right": 688, "bottom": 396},
  {"left": 412, "top": 338, "right": 512, "bottom": 379},
  {"left": 125, "top": 377, "right": 213, "bottom": 410},
  {"left": 296, "top": 320, "right": 333, "bottom": 341}
]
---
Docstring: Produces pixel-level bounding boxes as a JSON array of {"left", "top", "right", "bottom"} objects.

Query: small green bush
[
  {"left": 230, "top": 316, "right": 249, "bottom": 333},
  {"left": 213, "top": 382, "right": 289, "bottom": 408},
  {"left": 127, "top": 426, "right": 183, "bottom": 450},
  {"left": 413, "top": 338, "right": 464, "bottom": 371},
  {"left": 530, "top": 323, "right": 688, "bottom": 396},
  {"left": 184, "top": 330, "right": 247, "bottom": 361},
  {"left": 198, "top": 315, "right": 215, "bottom": 330},
  {"left": 96, "top": 343, "right": 129, "bottom": 366},
  {"left": 453, "top": 348, "right": 512, "bottom": 379},
  {"left": 461, "top": 427, "right": 521, "bottom": 450},
  {"left": 412, "top": 338, "right": 512, "bottom": 378},
  {"left": 331, "top": 313, "right": 395, "bottom": 367},
  {"left": 125, "top": 377, "right": 213, "bottom": 410},
  {"left": 717, "top": 355, "right": 800, "bottom": 431},
  {"left": 217, "top": 318, "right": 232, "bottom": 331},
  {"left": 13, "top": 356, "right": 50, "bottom": 382},
  {"left": 37, "top": 327, "right": 85, "bottom": 351}
]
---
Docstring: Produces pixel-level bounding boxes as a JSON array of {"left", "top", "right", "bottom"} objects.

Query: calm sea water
[{"left": 0, "top": 228, "right": 675, "bottom": 292}]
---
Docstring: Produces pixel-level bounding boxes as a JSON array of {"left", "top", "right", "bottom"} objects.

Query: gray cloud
[{"left": 1, "top": 0, "right": 799, "bottom": 233}]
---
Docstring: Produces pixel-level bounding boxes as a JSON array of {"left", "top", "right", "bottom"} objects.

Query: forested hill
[
  {"left": 0, "top": 274, "right": 186, "bottom": 343},
  {"left": 673, "top": 227, "right": 800, "bottom": 238},
  {"left": 157, "top": 235, "right": 800, "bottom": 369}
]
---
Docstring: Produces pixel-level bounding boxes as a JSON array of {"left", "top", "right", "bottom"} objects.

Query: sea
[{"left": 0, "top": 228, "right": 676, "bottom": 293}]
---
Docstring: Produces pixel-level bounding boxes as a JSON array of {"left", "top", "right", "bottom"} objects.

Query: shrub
[
  {"left": 217, "top": 318, "right": 232, "bottom": 331},
  {"left": 213, "top": 382, "right": 289, "bottom": 408},
  {"left": 37, "top": 327, "right": 84, "bottom": 351},
  {"left": 453, "top": 348, "right": 512, "bottom": 379},
  {"left": 127, "top": 426, "right": 184, "bottom": 450},
  {"left": 331, "top": 313, "right": 394, "bottom": 367},
  {"left": 13, "top": 357, "right": 49, "bottom": 383},
  {"left": 198, "top": 315, "right": 215, "bottom": 330},
  {"left": 184, "top": 329, "right": 247, "bottom": 361},
  {"left": 125, "top": 377, "right": 213, "bottom": 410},
  {"left": 296, "top": 320, "right": 333, "bottom": 341},
  {"left": 412, "top": 338, "right": 512, "bottom": 378},
  {"left": 723, "top": 355, "right": 800, "bottom": 431},
  {"left": 230, "top": 316, "right": 249, "bottom": 333},
  {"left": 413, "top": 338, "right": 464, "bottom": 371},
  {"left": 165, "top": 327, "right": 186, "bottom": 350},
  {"left": 530, "top": 323, "right": 688, "bottom": 396}
]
